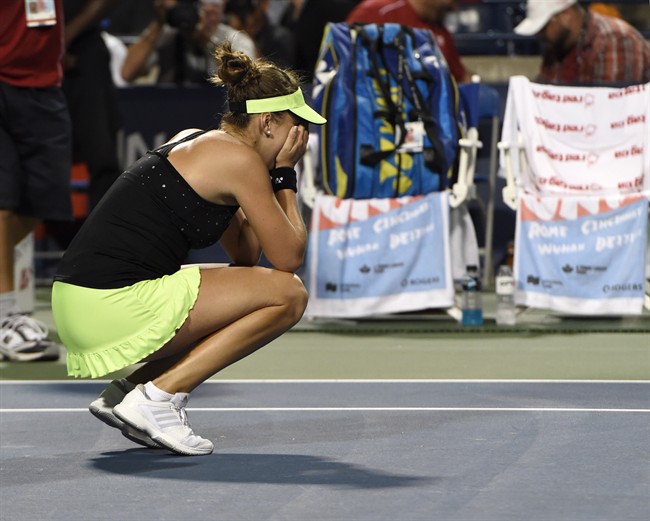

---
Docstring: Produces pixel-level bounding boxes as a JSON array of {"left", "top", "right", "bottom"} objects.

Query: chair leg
[{"left": 483, "top": 116, "right": 500, "bottom": 289}]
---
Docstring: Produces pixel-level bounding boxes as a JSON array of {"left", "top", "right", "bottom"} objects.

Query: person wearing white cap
[
  {"left": 122, "top": 0, "right": 257, "bottom": 84},
  {"left": 52, "top": 41, "right": 326, "bottom": 456},
  {"left": 515, "top": 0, "right": 650, "bottom": 84}
]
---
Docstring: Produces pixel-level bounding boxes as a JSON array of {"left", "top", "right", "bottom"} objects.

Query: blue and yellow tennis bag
[{"left": 311, "top": 22, "right": 461, "bottom": 199}]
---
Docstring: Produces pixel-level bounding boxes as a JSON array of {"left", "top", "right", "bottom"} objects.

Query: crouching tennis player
[{"left": 51, "top": 42, "right": 326, "bottom": 456}]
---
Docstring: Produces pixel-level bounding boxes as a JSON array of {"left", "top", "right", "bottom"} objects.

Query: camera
[{"left": 167, "top": 0, "right": 200, "bottom": 32}]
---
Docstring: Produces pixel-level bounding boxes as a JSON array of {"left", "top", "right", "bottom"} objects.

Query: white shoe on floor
[
  {"left": 0, "top": 314, "right": 59, "bottom": 362},
  {"left": 113, "top": 384, "right": 214, "bottom": 456},
  {"left": 89, "top": 379, "right": 161, "bottom": 449}
]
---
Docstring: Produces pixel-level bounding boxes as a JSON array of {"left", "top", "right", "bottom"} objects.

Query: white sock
[
  {"left": 144, "top": 381, "right": 174, "bottom": 402},
  {"left": 0, "top": 292, "right": 18, "bottom": 319}
]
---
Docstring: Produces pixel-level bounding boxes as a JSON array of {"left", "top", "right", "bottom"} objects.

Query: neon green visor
[{"left": 229, "top": 89, "right": 327, "bottom": 125}]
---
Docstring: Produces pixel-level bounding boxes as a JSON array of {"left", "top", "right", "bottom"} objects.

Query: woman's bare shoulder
[
  {"left": 199, "top": 130, "right": 265, "bottom": 169},
  {"left": 171, "top": 129, "right": 258, "bottom": 164},
  {"left": 168, "top": 128, "right": 204, "bottom": 143}
]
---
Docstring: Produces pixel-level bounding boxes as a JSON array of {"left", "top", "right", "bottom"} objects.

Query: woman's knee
[
  {"left": 266, "top": 271, "right": 308, "bottom": 326},
  {"left": 277, "top": 272, "right": 308, "bottom": 324}
]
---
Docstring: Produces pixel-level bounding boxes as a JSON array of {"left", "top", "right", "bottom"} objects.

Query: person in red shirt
[
  {"left": 0, "top": 0, "right": 72, "bottom": 361},
  {"left": 346, "top": 0, "right": 472, "bottom": 83},
  {"left": 515, "top": 0, "right": 650, "bottom": 84}
]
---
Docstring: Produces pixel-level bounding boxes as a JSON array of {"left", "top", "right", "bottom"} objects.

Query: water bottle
[
  {"left": 460, "top": 265, "right": 483, "bottom": 326},
  {"left": 495, "top": 265, "right": 516, "bottom": 326}
]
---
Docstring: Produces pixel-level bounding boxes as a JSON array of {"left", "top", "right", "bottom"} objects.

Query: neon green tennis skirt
[{"left": 51, "top": 266, "right": 201, "bottom": 379}]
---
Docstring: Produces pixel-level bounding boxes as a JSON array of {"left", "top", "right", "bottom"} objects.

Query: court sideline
[
  {"left": 1, "top": 380, "right": 649, "bottom": 521},
  {"left": 1, "top": 290, "right": 649, "bottom": 520}
]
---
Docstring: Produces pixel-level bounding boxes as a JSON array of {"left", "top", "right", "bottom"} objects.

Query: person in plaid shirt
[{"left": 515, "top": 0, "right": 650, "bottom": 84}]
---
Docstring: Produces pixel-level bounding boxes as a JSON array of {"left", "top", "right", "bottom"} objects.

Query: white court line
[{"left": 1, "top": 407, "right": 649, "bottom": 413}]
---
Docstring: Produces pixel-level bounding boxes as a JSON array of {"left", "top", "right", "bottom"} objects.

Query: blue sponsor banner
[
  {"left": 305, "top": 192, "right": 453, "bottom": 317},
  {"left": 515, "top": 195, "right": 648, "bottom": 313}
]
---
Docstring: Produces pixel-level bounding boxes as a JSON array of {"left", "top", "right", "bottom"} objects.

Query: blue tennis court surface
[{"left": 1, "top": 380, "right": 648, "bottom": 520}]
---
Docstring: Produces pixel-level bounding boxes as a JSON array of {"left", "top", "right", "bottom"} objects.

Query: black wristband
[{"left": 269, "top": 167, "right": 297, "bottom": 193}]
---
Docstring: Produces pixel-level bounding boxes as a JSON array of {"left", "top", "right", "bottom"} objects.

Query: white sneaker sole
[
  {"left": 0, "top": 341, "right": 59, "bottom": 362},
  {"left": 114, "top": 403, "right": 213, "bottom": 456},
  {"left": 89, "top": 402, "right": 124, "bottom": 430},
  {"left": 121, "top": 425, "right": 164, "bottom": 449},
  {"left": 89, "top": 401, "right": 161, "bottom": 449}
]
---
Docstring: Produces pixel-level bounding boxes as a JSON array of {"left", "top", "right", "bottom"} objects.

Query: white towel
[
  {"left": 514, "top": 192, "right": 648, "bottom": 315},
  {"left": 304, "top": 192, "right": 456, "bottom": 318},
  {"left": 500, "top": 76, "right": 650, "bottom": 198}
]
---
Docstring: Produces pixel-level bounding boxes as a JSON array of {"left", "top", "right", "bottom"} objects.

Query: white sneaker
[
  {"left": 0, "top": 314, "right": 59, "bottom": 362},
  {"left": 114, "top": 384, "right": 214, "bottom": 456},
  {"left": 89, "top": 379, "right": 161, "bottom": 449}
]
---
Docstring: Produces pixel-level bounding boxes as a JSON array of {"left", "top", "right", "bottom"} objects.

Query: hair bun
[{"left": 213, "top": 41, "right": 259, "bottom": 88}]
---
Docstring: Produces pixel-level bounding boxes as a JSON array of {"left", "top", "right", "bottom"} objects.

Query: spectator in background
[
  {"left": 0, "top": 0, "right": 72, "bottom": 361},
  {"left": 226, "top": 0, "right": 295, "bottom": 68},
  {"left": 64, "top": 0, "right": 123, "bottom": 209},
  {"left": 122, "top": 0, "right": 257, "bottom": 84},
  {"left": 515, "top": 0, "right": 650, "bottom": 84},
  {"left": 293, "top": 0, "right": 360, "bottom": 82},
  {"left": 346, "top": 0, "right": 472, "bottom": 83},
  {"left": 587, "top": 2, "right": 621, "bottom": 19}
]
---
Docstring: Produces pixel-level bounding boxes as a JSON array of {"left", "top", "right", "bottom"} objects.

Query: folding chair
[
  {"left": 455, "top": 77, "right": 502, "bottom": 288},
  {"left": 498, "top": 76, "right": 650, "bottom": 315},
  {"left": 297, "top": 82, "right": 490, "bottom": 320}
]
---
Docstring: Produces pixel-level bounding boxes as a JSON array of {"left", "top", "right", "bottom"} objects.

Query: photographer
[{"left": 122, "top": 0, "right": 256, "bottom": 84}]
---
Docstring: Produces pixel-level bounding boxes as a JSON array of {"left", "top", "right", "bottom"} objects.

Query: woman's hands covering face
[{"left": 275, "top": 125, "right": 309, "bottom": 168}]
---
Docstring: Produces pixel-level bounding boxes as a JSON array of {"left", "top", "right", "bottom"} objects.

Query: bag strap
[
  {"left": 359, "top": 25, "right": 451, "bottom": 176},
  {"left": 397, "top": 27, "right": 448, "bottom": 175},
  {"left": 357, "top": 24, "right": 407, "bottom": 168}
]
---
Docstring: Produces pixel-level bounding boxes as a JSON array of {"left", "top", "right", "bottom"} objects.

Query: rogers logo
[
  {"left": 603, "top": 283, "right": 642, "bottom": 294},
  {"left": 401, "top": 277, "right": 439, "bottom": 287},
  {"left": 584, "top": 124, "right": 596, "bottom": 137}
]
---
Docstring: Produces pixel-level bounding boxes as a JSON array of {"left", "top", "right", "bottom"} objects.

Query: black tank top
[{"left": 55, "top": 130, "right": 239, "bottom": 289}]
